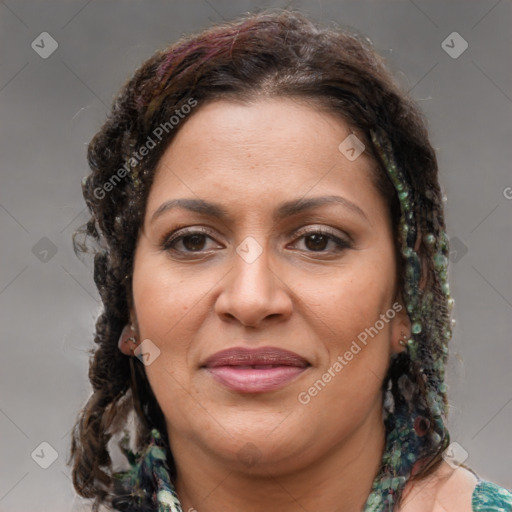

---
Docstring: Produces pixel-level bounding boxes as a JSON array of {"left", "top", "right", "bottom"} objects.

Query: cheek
[
  {"left": 131, "top": 258, "right": 202, "bottom": 417},
  {"left": 302, "top": 254, "right": 396, "bottom": 336},
  {"left": 131, "top": 251, "right": 219, "bottom": 395},
  {"left": 296, "top": 272, "right": 394, "bottom": 435},
  {"left": 298, "top": 253, "right": 396, "bottom": 391},
  {"left": 132, "top": 255, "right": 196, "bottom": 340}
]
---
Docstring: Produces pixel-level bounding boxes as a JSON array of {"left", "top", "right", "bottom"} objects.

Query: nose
[{"left": 214, "top": 241, "right": 293, "bottom": 329}]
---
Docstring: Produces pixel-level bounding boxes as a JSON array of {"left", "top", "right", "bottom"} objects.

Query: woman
[{"left": 69, "top": 9, "right": 512, "bottom": 512}]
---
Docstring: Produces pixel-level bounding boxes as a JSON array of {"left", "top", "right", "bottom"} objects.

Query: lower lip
[{"left": 205, "top": 366, "right": 308, "bottom": 393}]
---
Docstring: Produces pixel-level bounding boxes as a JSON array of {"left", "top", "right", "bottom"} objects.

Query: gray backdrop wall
[{"left": 0, "top": 1, "right": 511, "bottom": 511}]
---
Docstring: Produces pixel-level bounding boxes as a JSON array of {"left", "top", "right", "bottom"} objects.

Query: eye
[
  {"left": 160, "top": 225, "right": 352, "bottom": 257},
  {"left": 290, "top": 227, "right": 352, "bottom": 253},
  {"left": 160, "top": 227, "right": 221, "bottom": 255}
]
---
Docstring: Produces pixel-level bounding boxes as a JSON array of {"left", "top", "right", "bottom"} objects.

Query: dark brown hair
[{"left": 69, "top": 8, "right": 448, "bottom": 510}]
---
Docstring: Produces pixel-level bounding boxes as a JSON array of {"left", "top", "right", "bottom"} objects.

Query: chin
[{"left": 194, "top": 413, "right": 316, "bottom": 470}]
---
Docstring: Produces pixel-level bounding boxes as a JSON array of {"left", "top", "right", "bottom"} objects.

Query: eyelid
[
  {"left": 161, "top": 224, "right": 348, "bottom": 243},
  {"left": 287, "top": 226, "right": 352, "bottom": 254},
  {"left": 292, "top": 224, "right": 349, "bottom": 241},
  {"left": 160, "top": 225, "right": 219, "bottom": 248}
]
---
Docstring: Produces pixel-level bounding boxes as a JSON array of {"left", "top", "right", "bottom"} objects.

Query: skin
[{"left": 123, "top": 98, "right": 476, "bottom": 511}]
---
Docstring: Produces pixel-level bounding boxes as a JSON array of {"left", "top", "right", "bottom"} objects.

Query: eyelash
[{"left": 160, "top": 225, "right": 352, "bottom": 257}]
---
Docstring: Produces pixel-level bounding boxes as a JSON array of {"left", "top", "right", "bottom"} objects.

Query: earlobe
[
  {"left": 396, "top": 330, "right": 410, "bottom": 353},
  {"left": 391, "top": 299, "right": 412, "bottom": 354},
  {"left": 118, "top": 323, "right": 139, "bottom": 355}
]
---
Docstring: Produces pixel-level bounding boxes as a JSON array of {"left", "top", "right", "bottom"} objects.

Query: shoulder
[
  {"left": 399, "top": 460, "right": 479, "bottom": 512},
  {"left": 432, "top": 462, "right": 479, "bottom": 511},
  {"left": 400, "top": 461, "right": 512, "bottom": 512}
]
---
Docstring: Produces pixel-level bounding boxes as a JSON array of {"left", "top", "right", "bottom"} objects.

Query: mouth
[{"left": 201, "top": 346, "right": 310, "bottom": 393}]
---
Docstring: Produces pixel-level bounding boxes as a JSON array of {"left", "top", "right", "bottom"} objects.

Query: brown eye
[
  {"left": 303, "top": 233, "right": 330, "bottom": 251},
  {"left": 291, "top": 228, "right": 352, "bottom": 254},
  {"left": 180, "top": 234, "right": 208, "bottom": 252},
  {"left": 161, "top": 227, "right": 220, "bottom": 254}
]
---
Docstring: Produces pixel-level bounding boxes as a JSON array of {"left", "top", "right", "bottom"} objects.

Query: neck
[{"left": 171, "top": 405, "right": 386, "bottom": 512}]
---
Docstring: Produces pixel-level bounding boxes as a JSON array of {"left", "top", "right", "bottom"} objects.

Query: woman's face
[{"left": 131, "top": 98, "right": 410, "bottom": 475}]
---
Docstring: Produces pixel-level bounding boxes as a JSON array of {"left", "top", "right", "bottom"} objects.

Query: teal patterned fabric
[
  {"left": 112, "top": 429, "right": 182, "bottom": 512},
  {"left": 472, "top": 480, "right": 512, "bottom": 512},
  {"left": 112, "top": 428, "right": 512, "bottom": 512}
]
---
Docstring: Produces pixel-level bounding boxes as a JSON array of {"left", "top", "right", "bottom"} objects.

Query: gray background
[{"left": 0, "top": 1, "right": 511, "bottom": 510}]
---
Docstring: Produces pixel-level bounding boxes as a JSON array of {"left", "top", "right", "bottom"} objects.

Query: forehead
[{"left": 146, "top": 98, "right": 385, "bottom": 224}]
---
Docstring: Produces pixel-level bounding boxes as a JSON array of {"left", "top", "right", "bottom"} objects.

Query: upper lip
[{"left": 201, "top": 346, "right": 310, "bottom": 368}]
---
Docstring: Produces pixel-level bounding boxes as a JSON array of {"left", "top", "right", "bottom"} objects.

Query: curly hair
[{"left": 68, "top": 8, "right": 453, "bottom": 511}]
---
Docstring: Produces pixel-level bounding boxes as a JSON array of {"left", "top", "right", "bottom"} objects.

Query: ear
[
  {"left": 389, "top": 229, "right": 425, "bottom": 354},
  {"left": 118, "top": 321, "right": 138, "bottom": 355},
  {"left": 389, "top": 292, "right": 412, "bottom": 355}
]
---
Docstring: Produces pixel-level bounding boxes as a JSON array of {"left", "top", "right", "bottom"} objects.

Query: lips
[
  {"left": 201, "top": 347, "right": 310, "bottom": 393},
  {"left": 202, "top": 347, "right": 310, "bottom": 368}
]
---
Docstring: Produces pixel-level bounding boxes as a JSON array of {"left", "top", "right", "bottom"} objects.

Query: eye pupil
[
  {"left": 305, "top": 233, "right": 329, "bottom": 251},
  {"left": 183, "top": 234, "right": 206, "bottom": 251}
]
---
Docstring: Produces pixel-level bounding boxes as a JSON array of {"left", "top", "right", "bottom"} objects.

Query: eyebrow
[{"left": 150, "top": 195, "right": 369, "bottom": 224}]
